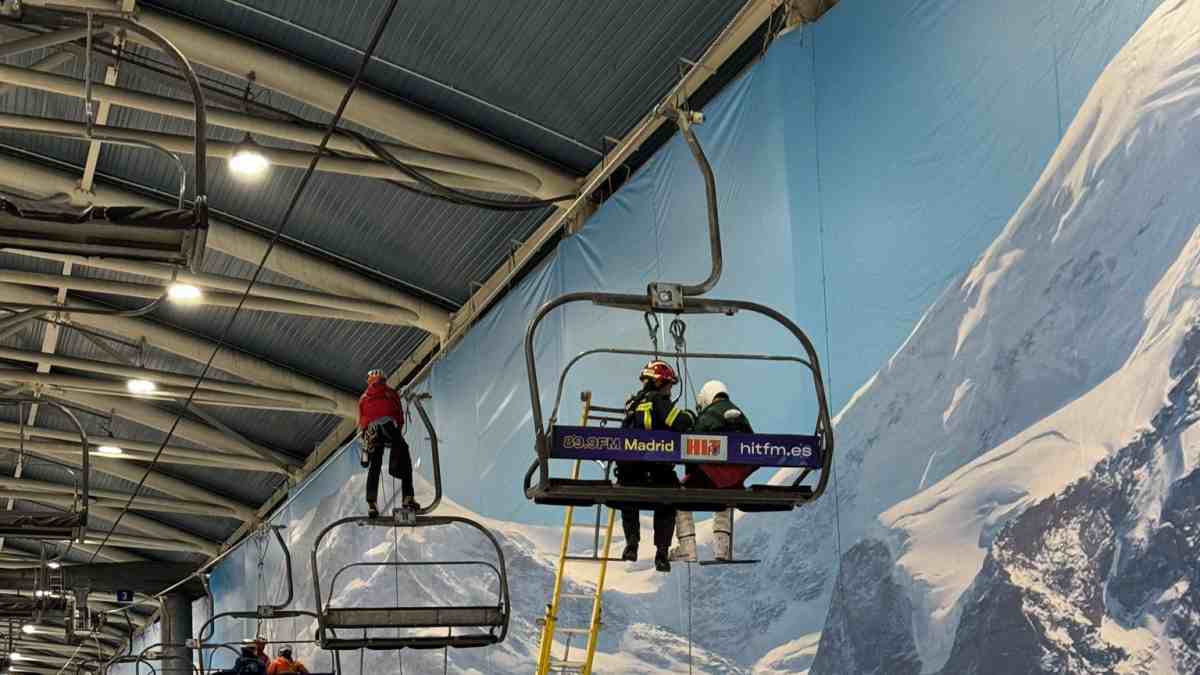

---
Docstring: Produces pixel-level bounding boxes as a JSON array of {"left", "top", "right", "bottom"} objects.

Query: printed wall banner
[{"left": 550, "top": 425, "right": 822, "bottom": 468}]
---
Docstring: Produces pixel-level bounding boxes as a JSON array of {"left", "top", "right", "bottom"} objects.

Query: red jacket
[{"left": 358, "top": 381, "right": 404, "bottom": 431}]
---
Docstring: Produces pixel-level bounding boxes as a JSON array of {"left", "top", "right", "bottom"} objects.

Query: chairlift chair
[
  {"left": 0, "top": 4, "right": 210, "bottom": 272},
  {"left": 523, "top": 109, "right": 835, "bottom": 514},
  {"left": 310, "top": 394, "right": 511, "bottom": 651},
  {"left": 195, "top": 524, "right": 334, "bottom": 674},
  {"left": 0, "top": 399, "right": 89, "bottom": 541}
]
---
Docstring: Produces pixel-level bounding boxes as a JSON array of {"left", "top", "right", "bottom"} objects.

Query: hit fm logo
[{"left": 683, "top": 434, "right": 727, "bottom": 462}]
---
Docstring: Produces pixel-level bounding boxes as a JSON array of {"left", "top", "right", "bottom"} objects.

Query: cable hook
[{"left": 643, "top": 312, "right": 660, "bottom": 358}]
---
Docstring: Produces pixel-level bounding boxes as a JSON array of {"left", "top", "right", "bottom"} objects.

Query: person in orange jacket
[
  {"left": 266, "top": 646, "right": 309, "bottom": 675},
  {"left": 358, "top": 369, "right": 416, "bottom": 517}
]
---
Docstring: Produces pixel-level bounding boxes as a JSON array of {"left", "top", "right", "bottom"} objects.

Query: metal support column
[{"left": 162, "top": 591, "right": 193, "bottom": 675}]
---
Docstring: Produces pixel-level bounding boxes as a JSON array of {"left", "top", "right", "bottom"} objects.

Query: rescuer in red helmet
[
  {"left": 618, "top": 360, "right": 694, "bottom": 572},
  {"left": 358, "top": 368, "right": 416, "bottom": 517}
]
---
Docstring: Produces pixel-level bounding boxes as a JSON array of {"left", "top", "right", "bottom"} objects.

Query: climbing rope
[
  {"left": 442, "top": 628, "right": 450, "bottom": 674},
  {"left": 687, "top": 562, "right": 694, "bottom": 675},
  {"left": 810, "top": 18, "right": 850, "bottom": 657}
]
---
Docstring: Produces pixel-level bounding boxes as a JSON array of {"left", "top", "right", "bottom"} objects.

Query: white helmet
[{"left": 697, "top": 380, "right": 728, "bottom": 410}]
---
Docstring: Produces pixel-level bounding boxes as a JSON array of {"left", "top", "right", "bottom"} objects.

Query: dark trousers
[
  {"left": 615, "top": 462, "right": 677, "bottom": 550},
  {"left": 365, "top": 421, "right": 414, "bottom": 503}
]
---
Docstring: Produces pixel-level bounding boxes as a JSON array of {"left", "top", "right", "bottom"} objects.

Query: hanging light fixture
[
  {"left": 126, "top": 379, "right": 157, "bottom": 395},
  {"left": 228, "top": 132, "right": 270, "bottom": 179},
  {"left": 228, "top": 71, "right": 270, "bottom": 180},
  {"left": 166, "top": 282, "right": 203, "bottom": 303}
]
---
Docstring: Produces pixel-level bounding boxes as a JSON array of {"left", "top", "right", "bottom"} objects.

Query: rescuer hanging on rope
[
  {"left": 670, "top": 380, "right": 755, "bottom": 562},
  {"left": 619, "top": 360, "right": 694, "bottom": 572},
  {"left": 358, "top": 368, "right": 416, "bottom": 517}
]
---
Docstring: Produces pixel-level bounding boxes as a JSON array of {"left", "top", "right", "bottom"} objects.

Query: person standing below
[
  {"left": 671, "top": 380, "right": 754, "bottom": 563},
  {"left": 229, "top": 644, "right": 267, "bottom": 674},
  {"left": 358, "top": 368, "right": 416, "bottom": 517},
  {"left": 619, "top": 360, "right": 694, "bottom": 572},
  {"left": 253, "top": 637, "right": 270, "bottom": 670},
  {"left": 267, "top": 646, "right": 310, "bottom": 675}
]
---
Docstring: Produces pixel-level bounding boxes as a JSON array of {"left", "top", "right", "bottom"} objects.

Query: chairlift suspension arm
[{"left": 672, "top": 109, "right": 723, "bottom": 297}]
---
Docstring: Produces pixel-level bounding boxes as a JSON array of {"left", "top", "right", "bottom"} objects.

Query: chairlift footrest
[{"left": 698, "top": 559, "right": 760, "bottom": 566}]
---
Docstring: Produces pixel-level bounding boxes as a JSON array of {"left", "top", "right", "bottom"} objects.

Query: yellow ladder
[{"left": 536, "top": 392, "right": 619, "bottom": 675}]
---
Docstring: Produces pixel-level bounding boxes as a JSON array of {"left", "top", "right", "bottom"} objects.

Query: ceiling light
[
  {"left": 95, "top": 445, "right": 123, "bottom": 456},
  {"left": 45, "top": 561, "right": 60, "bottom": 570},
  {"left": 228, "top": 133, "right": 270, "bottom": 179},
  {"left": 126, "top": 379, "right": 157, "bottom": 395},
  {"left": 166, "top": 283, "right": 202, "bottom": 303},
  {"left": 19, "top": 624, "right": 33, "bottom": 634}
]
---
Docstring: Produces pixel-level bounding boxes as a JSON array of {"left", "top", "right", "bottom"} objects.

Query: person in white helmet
[
  {"left": 671, "top": 380, "right": 754, "bottom": 562},
  {"left": 357, "top": 369, "right": 416, "bottom": 517}
]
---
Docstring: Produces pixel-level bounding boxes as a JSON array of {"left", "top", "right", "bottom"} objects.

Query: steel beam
[
  {"left": 0, "top": 422, "right": 287, "bottom": 476},
  {"left": 0, "top": 493, "right": 217, "bottom": 555},
  {"left": 0, "top": 50, "right": 76, "bottom": 97},
  {"left": 0, "top": 27, "right": 91, "bottom": 58},
  {"left": 0, "top": 266, "right": 417, "bottom": 324},
  {"left": 128, "top": 7, "right": 578, "bottom": 198},
  {"left": 0, "top": 156, "right": 451, "bottom": 336},
  {"left": 0, "top": 282, "right": 357, "bottom": 414},
  {"left": 0, "top": 442, "right": 256, "bottom": 520},
  {"left": 7, "top": 249, "right": 422, "bottom": 321},
  {"left": 46, "top": 391, "right": 299, "bottom": 468},
  {"left": 0, "top": 479, "right": 241, "bottom": 519},
  {"left": 0, "top": 436, "right": 287, "bottom": 474},
  {"left": 0, "top": 110, "right": 535, "bottom": 195},
  {"left": 0, "top": 370, "right": 339, "bottom": 414},
  {"left": 0, "top": 344, "right": 345, "bottom": 413}
]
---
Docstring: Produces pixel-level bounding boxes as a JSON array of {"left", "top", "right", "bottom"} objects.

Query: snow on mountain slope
[{"left": 808, "top": 0, "right": 1200, "bottom": 671}]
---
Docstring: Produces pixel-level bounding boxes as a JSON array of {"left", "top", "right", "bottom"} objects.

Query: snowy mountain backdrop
[{"left": 808, "top": 0, "right": 1200, "bottom": 672}]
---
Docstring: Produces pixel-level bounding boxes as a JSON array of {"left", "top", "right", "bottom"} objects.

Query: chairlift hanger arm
[
  {"left": 403, "top": 393, "right": 442, "bottom": 515},
  {"left": 0, "top": 398, "right": 88, "bottom": 535},
  {"left": 670, "top": 108, "right": 722, "bottom": 297}
]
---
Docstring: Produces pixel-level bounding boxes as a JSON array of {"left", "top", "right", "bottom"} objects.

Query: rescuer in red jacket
[{"left": 358, "top": 369, "right": 415, "bottom": 517}]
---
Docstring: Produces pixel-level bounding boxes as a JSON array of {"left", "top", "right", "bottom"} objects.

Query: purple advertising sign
[{"left": 549, "top": 426, "right": 822, "bottom": 469}]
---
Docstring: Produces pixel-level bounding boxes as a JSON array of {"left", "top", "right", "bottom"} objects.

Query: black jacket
[
  {"left": 622, "top": 388, "right": 694, "bottom": 432},
  {"left": 231, "top": 657, "right": 267, "bottom": 675},
  {"left": 694, "top": 396, "right": 753, "bottom": 434}
]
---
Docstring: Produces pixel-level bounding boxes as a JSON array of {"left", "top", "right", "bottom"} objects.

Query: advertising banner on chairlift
[{"left": 550, "top": 425, "right": 822, "bottom": 468}]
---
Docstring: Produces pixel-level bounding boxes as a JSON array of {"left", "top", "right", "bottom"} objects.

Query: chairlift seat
[
  {"left": 324, "top": 605, "right": 505, "bottom": 630},
  {"left": 0, "top": 511, "right": 83, "bottom": 540},
  {"left": 0, "top": 193, "right": 206, "bottom": 269},
  {"left": 530, "top": 481, "right": 810, "bottom": 512},
  {"left": 321, "top": 633, "right": 501, "bottom": 651}
]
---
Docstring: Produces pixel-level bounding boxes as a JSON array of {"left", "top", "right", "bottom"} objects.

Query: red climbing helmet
[{"left": 640, "top": 360, "right": 679, "bottom": 387}]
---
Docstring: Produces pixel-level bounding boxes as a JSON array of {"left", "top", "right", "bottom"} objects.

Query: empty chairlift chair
[
  {"left": 0, "top": 194, "right": 206, "bottom": 270},
  {"left": 0, "top": 399, "right": 89, "bottom": 541},
  {"left": 0, "top": 5, "right": 210, "bottom": 273},
  {"left": 310, "top": 394, "right": 511, "bottom": 651},
  {"left": 523, "top": 108, "right": 835, "bottom": 514}
]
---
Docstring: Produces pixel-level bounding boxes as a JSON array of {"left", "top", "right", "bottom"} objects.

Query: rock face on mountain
[
  {"left": 808, "top": 539, "right": 921, "bottom": 675},
  {"left": 936, "top": 324, "right": 1200, "bottom": 674}
]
